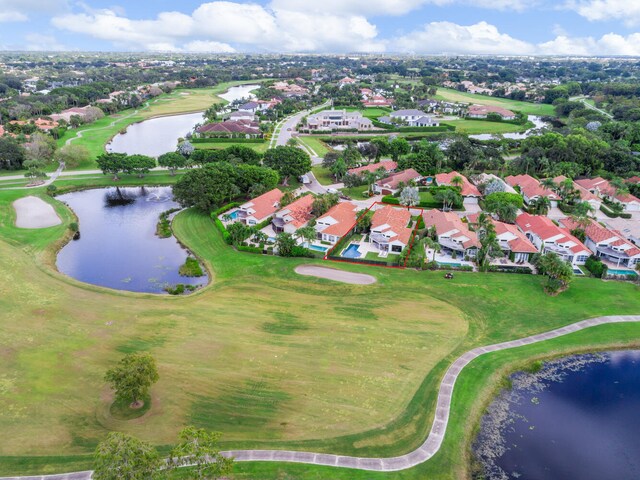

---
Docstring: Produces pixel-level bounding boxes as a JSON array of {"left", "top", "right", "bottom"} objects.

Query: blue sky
[{"left": 1, "top": 0, "right": 640, "bottom": 55}]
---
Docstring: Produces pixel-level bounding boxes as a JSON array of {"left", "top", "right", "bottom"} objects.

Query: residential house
[
  {"left": 467, "top": 105, "right": 516, "bottom": 120},
  {"left": 315, "top": 202, "right": 361, "bottom": 244},
  {"left": 506, "top": 174, "right": 560, "bottom": 207},
  {"left": 381, "top": 109, "right": 439, "bottom": 127},
  {"left": 560, "top": 218, "right": 640, "bottom": 269},
  {"left": 435, "top": 171, "right": 482, "bottom": 205},
  {"left": 422, "top": 209, "right": 479, "bottom": 259},
  {"left": 272, "top": 195, "right": 314, "bottom": 235},
  {"left": 236, "top": 188, "right": 284, "bottom": 226},
  {"left": 474, "top": 173, "right": 518, "bottom": 194},
  {"left": 552, "top": 175, "right": 601, "bottom": 210},
  {"left": 374, "top": 169, "right": 422, "bottom": 195},
  {"left": 363, "top": 95, "right": 394, "bottom": 108},
  {"left": 347, "top": 160, "right": 397, "bottom": 177},
  {"left": 237, "top": 101, "right": 262, "bottom": 114},
  {"left": 338, "top": 77, "right": 357, "bottom": 88},
  {"left": 50, "top": 106, "right": 94, "bottom": 123},
  {"left": 196, "top": 120, "right": 262, "bottom": 138},
  {"left": 516, "top": 213, "right": 591, "bottom": 265},
  {"left": 369, "top": 205, "right": 414, "bottom": 253},
  {"left": 228, "top": 111, "right": 256, "bottom": 122},
  {"left": 575, "top": 177, "right": 640, "bottom": 212},
  {"left": 467, "top": 214, "right": 537, "bottom": 263},
  {"left": 306, "top": 110, "right": 373, "bottom": 131}
]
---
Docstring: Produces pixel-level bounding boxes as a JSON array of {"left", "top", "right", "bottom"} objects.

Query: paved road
[
  {"left": 3, "top": 314, "right": 638, "bottom": 479},
  {"left": 570, "top": 96, "right": 613, "bottom": 119}
]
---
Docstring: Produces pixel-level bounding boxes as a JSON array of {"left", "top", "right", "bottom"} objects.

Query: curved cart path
[{"left": 3, "top": 314, "right": 639, "bottom": 479}]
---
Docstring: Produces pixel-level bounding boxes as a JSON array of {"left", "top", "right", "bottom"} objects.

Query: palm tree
[
  {"left": 475, "top": 213, "right": 503, "bottom": 272},
  {"left": 435, "top": 189, "right": 459, "bottom": 211},
  {"left": 363, "top": 171, "right": 378, "bottom": 196},
  {"left": 451, "top": 175, "right": 464, "bottom": 189},
  {"left": 570, "top": 201, "right": 595, "bottom": 229},
  {"left": 541, "top": 178, "right": 556, "bottom": 191},
  {"left": 424, "top": 237, "right": 441, "bottom": 262},
  {"left": 530, "top": 196, "right": 551, "bottom": 215},
  {"left": 610, "top": 177, "right": 630, "bottom": 196}
]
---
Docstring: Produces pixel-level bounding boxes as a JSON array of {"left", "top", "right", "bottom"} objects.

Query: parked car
[{"left": 326, "top": 187, "right": 339, "bottom": 194}]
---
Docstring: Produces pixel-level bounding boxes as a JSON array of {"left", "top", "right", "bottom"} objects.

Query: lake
[
  {"left": 56, "top": 187, "right": 207, "bottom": 294},
  {"left": 469, "top": 115, "right": 549, "bottom": 141},
  {"left": 107, "top": 84, "right": 258, "bottom": 157},
  {"left": 474, "top": 351, "right": 640, "bottom": 480}
]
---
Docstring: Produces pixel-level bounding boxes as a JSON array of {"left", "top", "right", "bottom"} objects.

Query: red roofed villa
[
  {"left": 369, "top": 205, "right": 414, "bottom": 254},
  {"left": 422, "top": 209, "right": 479, "bottom": 260},
  {"left": 374, "top": 169, "right": 422, "bottom": 195},
  {"left": 575, "top": 177, "right": 640, "bottom": 212},
  {"left": 271, "top": 195, "right": 314, "bottom": 234},
  {"left": 506, "top": 174, "right": 560, "bottom": 207},
  {"left": 236, "top": 188, "right": 284, "bottom": 226},
  {"left": 467, "top": 104, "right": 516, "bottom": 120},
  {"left": 435, "top": 171, "right": 482, "bottom": 204},
  {"left": 315, "top": 202, "right": 361, "bottom": 244},
  {"left": 348, "top": 160, "right": 397, "bottom": 177}
]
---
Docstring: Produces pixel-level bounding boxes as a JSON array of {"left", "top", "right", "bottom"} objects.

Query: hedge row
[
  {"left": 381, "top": 195, "right": 462, "bottom": 210},
  {"left": 370, "top": 119, "right": 456, "bottom": 132},
  {"left": 211, "top": 202, "right": 240, "bottom": 245},
  {"left": 600, "top": 204, "right": 632, "bottom": 219}
]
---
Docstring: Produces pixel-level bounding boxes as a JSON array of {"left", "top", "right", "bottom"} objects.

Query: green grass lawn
[
  {"left": 433, "top": 87, "right": 556, "bottom": 116},
  {"left": 336, "top": 106, "right": 392, "bottom": 119},
  {"left": 445, "top": 118, "right": 531, "bottom": 135},
  {"left": 311, "top": 166, "right": 334, "bottom": 186},
  {"left": 298, "top": 136, "right": 331, "bottom": 157},
  {"left": 340, "top": 185, "right": 373, "bottom": 200},
  {"left": 0, "top": 184, "right": 639, "bottom": 478},
  {"left": 56, "top": 80, "right": 267, "bottom": 169}
]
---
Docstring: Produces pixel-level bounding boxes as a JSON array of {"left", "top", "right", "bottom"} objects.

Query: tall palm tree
[
  {"left": 424, "top": 237, "right": 441, "bottom": 262},
  {"left": 451, "top": 175, "right": 464, "bottom": 189},
  {"left": 530, "top": 196, "right": 551, "bottom": 215},
  {"left": 541, "top": 178, "right": 556, "bottom": 191}
]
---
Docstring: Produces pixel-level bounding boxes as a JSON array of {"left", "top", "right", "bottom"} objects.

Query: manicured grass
[
  {"left": 340, "top": 185, "right": 374, "bottom": 200},
  {"left": 311, "top": 166, "right": 335, "bottom": 186},
  {"left": 298, "top": 136, "right": 331, "bottom": 157},
  {"left": 0, "top": 186, "right": 639, "bottom": 478},
  {"left": 445, "top": 118, "right": 531, "bottom": 135},
  {"left": 57, "top": 80, "right": 266, "bottom": 169},
  {"left": 433, "top": 87, "right": 556, "bottom": 116},
  {"left": 336, "top": 106, "right": 392, "bottom": 119}
]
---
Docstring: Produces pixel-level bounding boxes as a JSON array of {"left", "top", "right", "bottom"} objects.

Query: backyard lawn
[
  {"left": 298, "top": 136, "right": 331, "bottom": 157},
  {"left": 444, "top": 118, "right": 531, "bottom": 135},
  {"left": 0, "top": 184, "right": 639, "bottom": 479},
  {"left": 311, "top": 166, "right": 335, "bottom": 185},
  {"left": 194, "top": 141, "right": 269, "bottom": 154},
  {"left": 433, "top": 87, "right": 556, "bottom": 116}
]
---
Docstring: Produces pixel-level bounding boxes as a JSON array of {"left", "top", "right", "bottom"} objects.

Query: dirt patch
[
  {"left": 13, "top": 196, "right": 62, "bottom": 229},
  {"left": 295, "top": 265, "right": 377, "bottom": 285}
]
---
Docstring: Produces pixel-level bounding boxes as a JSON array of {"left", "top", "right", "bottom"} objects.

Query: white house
[
  {"left": 237, "top": 188, "right": 283, "bottom": 226},
  {"left": 306, "top": 110, "right": 373, "bottom": 131},
  {"left": 369, "top": 205, "right": 414, "bottom": 254},
  {"left": 315, "top": 202, "right": 361, "bottom": 244}
]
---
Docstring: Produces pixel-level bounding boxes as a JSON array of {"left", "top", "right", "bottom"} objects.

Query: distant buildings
[
  {"left": 467, "top": 105, "right": 516, "bottom": 121},
  {"left": 575, "top": 177, "right": 640, "bottom": 212},
  {"left": 379, "top": 109, "right": 439, "bottom": 127},
  {"left": 373, "top": 169, "right": 422, "bottom": 195},
  {"left": 506, "top": 174, "right": 560, "bottom": 207}
]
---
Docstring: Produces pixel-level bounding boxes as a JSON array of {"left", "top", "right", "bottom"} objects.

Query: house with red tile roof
[
  {"left": 552, "top": 175, "right": 601, "bottom": 210},
  {"left": 369, "top": 205, "right": 414, "bottom": 253},
  {"left": 374, "top": 169, "right": 422, "bottom": 195},
  {"left": 315, "top": 202, "right": 361, "bottom": 244},
  {"left": 575, "top": 177, "right": 640, "bottom": 212},
  {"left": 466, "top": 214, "right": 537, "bottom": 262},
  {"left": 272, "top": 194, "right": 314, "bottom": 234},
  {"left": 348, "top": 160, "right": 397, "bottom": 177},
  {"left": 467, "top": 104, "right": 516, "bottom": 120},
  {"left": 627, "top": 176, "right": 640, "bottom": 185},
  {"left": 559, "top": 218, "right": 640, "bottom": 269},
  {"left": 516, "top": 213, "right": 590, "bottom": 265},
  {"left": 0, "top": 125, "right": 5, "bottom": 136},
  {"left": 363, "top": 95, "right": 394, "bottom": 108},
  {"left": 196, "top": 119, "right": 262, "bottom": 137},
  {"left": 435, "top": 171, "right": 482, "bottom": 204},
  {"left": 422, "top": 209, "right": 479, "bottom": 258},
  {"left": 338, "top": 77, "right": 357, "bottom": 88},
  {"left": 506, "top": 174, "right": 560, "bottom": 207},
  {"left": 237, "top": 188, "right": 283, "bottom": 226}
]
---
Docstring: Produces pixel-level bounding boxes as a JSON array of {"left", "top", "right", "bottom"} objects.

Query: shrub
[
  {"left": 69, "top": 222, "right": 79, "bottom": 232},
  {"left": 585, "top": 256, "right": 608, "bottom": 278},
  {"left": 179, "top": 257, "right": 205, "bottom": 277},
  {"left": 46, "top": 184, "right": 57, "bottom": 195}
]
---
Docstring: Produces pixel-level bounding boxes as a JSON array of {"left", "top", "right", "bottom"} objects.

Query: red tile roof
[
  {"left": 435, "top": 171, "right": 481, "bottom": 197},
  {"left": 316, "top": 202, "right": 360, "bottom": 238},
  {"left": 575, "top": 177, "right": 640, "bottom": 204},
  {"left": 276, "top": 195, "right": 314, "bottom": 228},
  {"left": 371, "top": 205, "right": 413, "bottom": 246},
  {"left": 560, "top": 218, "right": 640, "bottom": 257},
  {"left": 422, "top": 209, "right": 479, "bottom": 249},
  {"left": 492, "top": 220, "right": 538, "bottom": 254},
  {"left": 552, "top": 175, "right": 601, "bottom": 203},
  {"left": 376, "top": 169, "right": 422, "bottom": 190},
  {"left": 240, "top": 188, "right": 283, "bottom": 221},
  {"left": 468, "top": 104, "right": 516, "bottom": 118},
  {"left": 516, "top": 213, "right": 589, "bottom": 255},
  {"left": 348, "top": 160, "right": 397, "bottom": 176},
  {"left": 197, "top": 120, "right": 261, "bottom": 135},
  {"left": 506, "top": 174, "right": 558, "bottom": 201}
]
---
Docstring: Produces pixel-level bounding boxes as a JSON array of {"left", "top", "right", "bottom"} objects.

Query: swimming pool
[
  {"left": 304, "top": 243, "right": 329, "bottom": 253},
  {"left": 607, "top": 268, "right": 638, "bottom": 277},
  {"left": 342, "top": 243, "right": 362, "bottom": 259},
  {"left": 573, "top": 268, "right": 584, "bottom": 275},
  {"left": 227, "top": 210, "right": 239, "bottom": 220},
  {"left": 437, "top": 261, "right": 462, "bottom": 267}
]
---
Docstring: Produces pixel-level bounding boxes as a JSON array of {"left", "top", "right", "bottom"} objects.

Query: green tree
[
  {"left": 0, "top": 136, "right": 26, "bottom": 170},
  {"left": 311, "top": 193, "right": 339, "bottom": 216},
  {"left": 535, "top": 252, "right": 574, "bottom": 295},
  {"left": 399, "top": 186, "right": 420, "bottom": 206},
  {"left": 435, "top": 189, "right": 460, "bottom": 211},
  {"left": 296, "top": 226, "right": 317, "bottom": 243},
  {"left": 529, "top": 196, "right": 551, "bottom": 215},
  {"left": 54, "top": 144, "right": 90, "bottom": 168},
  {"left": 263, "top": 146, "right": 311, "bottom": 184},
  {"left": 126, "top": 155, "right": 156, "bottom": 178},
  {"left": 475, "top": 213, "right": 503, "bottom": 272},
  {"left": 173, "top": 163, "right": 240, "bottom": 212},
  {"left": 93, "top": 432, "right": 161, "bottom": 480},
  {"left": 96, "top": 153, "right": 127, "bottom": 180},
  {"left": 157, "top": 152, "right": 187, "bottom": 176},
  {"left": 104, "top": 353, "right": 159, "bottom": 408},
  {"left": 168, "top": 427, "right": 233, "bottom": 480},
  {"left": 389, "top": 137, "right": 410, "bottom": 161},
  {"left": 275, "top": 232, "right": 297, "bottom": 257},
  {"left": 227, "top": 222, "right": 255, "bottom": 246}
]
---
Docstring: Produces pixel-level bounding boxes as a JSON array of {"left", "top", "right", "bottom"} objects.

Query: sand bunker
[
  {"left": 13, "top": 196, "right": 62, "bottom": 229},
  {"left": 295, "top": 265, "right": 377, "bottom": 285}
]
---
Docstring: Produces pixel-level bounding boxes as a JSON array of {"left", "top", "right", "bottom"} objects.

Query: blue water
[
  {"left": 228, "top": 210, "right": 240, "bottom": 220},
  {"left": 476, "top": 351, "right": 640, "bottom": 480},
  {"left": 608, "top": 268, "right": 638, "bottom": 276},
  {"left": 56, "top": 187, "right": 207, "bottom": 294},
  {"left": 342, "top": 243, "right": 362, "bottom": 258},
  {"left": 438, "top": 261, "right": 462, "bottom": 267},
  {"left": 304, "top": 243, "right": 328, "bottom": 253}
]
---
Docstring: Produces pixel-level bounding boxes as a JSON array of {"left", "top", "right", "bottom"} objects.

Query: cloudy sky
[{"left": 1, "top": 0, "right": 640, "bottom": 55}]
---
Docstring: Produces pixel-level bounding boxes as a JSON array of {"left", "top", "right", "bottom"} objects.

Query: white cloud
[
  {"left": 539, "top": 33, "right": 640, "bottom": 56},
  {"left": 270, "top": 0, "right": 533, "bottom": 14},
  {"left": 184, "top": 40, "right": 236, "bottom": 53},
  {"left": 0, "top": 0, "right": 69, "bottom": 21},
  {"left": 24, "top": 33, "right": 71, "bottom": 51},
  {"left": 393, "top": 21, "right": 535, "bottom": 55},
  {"left": 0, "top": 11, "right": 27, "bottom": 22},
  {"left": 566, "top": 0, "right": 640, "bottom": 26},
  {"left": 52, "top": 2, "right": 384, "bottom": 53}
]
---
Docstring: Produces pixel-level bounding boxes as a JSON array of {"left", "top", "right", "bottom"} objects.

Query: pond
[
  {"left": 474, "top": 350, "right": 640, "bottom": 480},
  {"left": 106, "top": 84, "right": 259, "bottom": 157},
  {"left": 469, "top": 115, "right": 549, "bottom": 141},
  {"left": 56, "top": 187, "right": 208, "bottom": 294}
]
